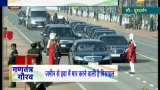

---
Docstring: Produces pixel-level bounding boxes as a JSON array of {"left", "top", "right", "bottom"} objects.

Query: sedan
[
  {"left": 69, "top": 39, "right": 112, "bottom": 65},
  {"left": 98, "top": 35, "right": 128, "bottom": 62},
  {"left": 41, "top": 24, "right": 79, "bottom": 55}
]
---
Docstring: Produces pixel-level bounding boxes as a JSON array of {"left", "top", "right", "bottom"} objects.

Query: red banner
[{"left": 16, "top": 55, "right": 33, "bottom": 65}]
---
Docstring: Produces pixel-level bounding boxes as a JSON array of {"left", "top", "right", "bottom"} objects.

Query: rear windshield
[{"left": 100, "top": 36, "right": 128, "bottom": 45}]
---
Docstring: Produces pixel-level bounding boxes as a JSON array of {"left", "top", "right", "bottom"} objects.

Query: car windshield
[
  {"left": 31, "top": 11, "right": 47, "bottom": 17},
  {"left": 100, "top": 36, "right": 128, "bottom": 45},
  {"left": 76, "top": 42, "right": 106, "bottom": 52},
  {"left": 74, "top": 25, "right": 87, "bottom": 33},
  {"left": 48, "top": 27, "right": 74, "bottom": 37}
]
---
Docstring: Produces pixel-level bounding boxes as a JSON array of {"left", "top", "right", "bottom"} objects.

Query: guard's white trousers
[{"left": 129, "top": 61, "right": 135, "bottom": 72}]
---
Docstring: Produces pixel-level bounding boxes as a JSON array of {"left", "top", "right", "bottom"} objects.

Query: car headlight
[
  {"left": 61, "top": 44, "right": 66, "bottom": 47},
  {"left": 31, "top": 20, "right": 36, "bottom": 24},
  {"left": 103, "top": 56, "right": 111, "bottom": 60},
  {"left": 74, "top": 56, "right": 83, "bottom": 61}
]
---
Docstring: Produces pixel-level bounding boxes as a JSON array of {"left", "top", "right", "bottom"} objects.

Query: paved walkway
[{"left": 50, "top": 12, "right": 158, "bottom": 41}]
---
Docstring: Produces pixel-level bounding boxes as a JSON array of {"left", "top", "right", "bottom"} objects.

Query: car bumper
[
  {"left": 111, "top": 53, "right": 127, "bottom": 62},
  {"left": 60, "top": 43, "right": 73, "bottom": 54},
  {"left": 31, "top": 23, "right": 45, "bottom": 28},
  {"left": 61, "top": 47, "right": 70, "bottom": 54},
  {"left": 73, "top": 60, "right": 111, "bottom": 65}
]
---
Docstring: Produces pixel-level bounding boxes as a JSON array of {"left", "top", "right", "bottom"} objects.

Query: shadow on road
[
  {"left": 44, "top": 82, "right": 74, "bottom": 88},
  {"left": 134, "top": 71, "right": 158, "bottom": 74},
  {"left": 118, "top": 65, "right": 130, "bottom": 71}
]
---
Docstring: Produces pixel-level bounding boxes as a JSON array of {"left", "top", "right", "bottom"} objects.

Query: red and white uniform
[
  {"left": 47, "top": 39, "right": 56, "bottom": 64},
  {"left": 47, "top": 33, "right": 57, "bottom": 65},
  {"left": 127, "top": 40, "right": 136, "bottom": 63}
]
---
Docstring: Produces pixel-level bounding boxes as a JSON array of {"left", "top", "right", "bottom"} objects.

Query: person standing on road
[
  {"left": 149, "top": 16, "right": 154, "bottom": 32},
  {"left": 127, "top": 33, "right": 137, "bottom": 74},
  {"left": 8, "top": 43, "right": 18, "bottom": 88},
  {"left": 55, "top": 38, "right": 61, "bottom": 64},
  {"left": 27, "top": 43, "right": 39, "bottom": 64},
  {"left": 36, "top": 41, "right": 44, "bottom": 64},
  {"left": 47, "top": 33, "right": 57, "bottom": 64}
]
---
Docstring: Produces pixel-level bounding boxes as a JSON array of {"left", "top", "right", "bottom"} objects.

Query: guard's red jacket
[
  {"left": 47, "top": 40, "right": 56, "bottom": 64},
  {"left": 127, "top": 40, "right": 137, "bottom": 63}
]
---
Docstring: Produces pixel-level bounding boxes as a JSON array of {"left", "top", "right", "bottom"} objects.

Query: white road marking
[
  {"left": 136, "top": 77, "right": 141, "bottom": 80},
  {"left": 149, "top": 84, "right": 154, "bottom": 87},
  {"left": 76, "top": 83, "right": 87, "bottom": 90},
  {"left": 125, "top": 71, "right": 129, "bottom": 74},
  {"left": 130, "top": 74, "right": 134, "bottom": 77},
  {"left": 142, "top": 81, "right": 147, "bottom": 83},
  {"left": 8, "top": 20, "right": 33, "bottom": 43},
  {"left": 9, "top": 21, "right": 47, "bottom": 56},
  {"left": 137, "top": 53, "right": 157, "bottom": 62}
]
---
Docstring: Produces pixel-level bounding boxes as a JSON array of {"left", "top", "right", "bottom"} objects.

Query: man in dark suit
[{"left": 8, "top": 43, "right": 18, "bottom": 88}]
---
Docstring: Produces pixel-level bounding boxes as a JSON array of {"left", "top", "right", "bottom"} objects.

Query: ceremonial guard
[
  {"left": 127, "top": 33, "right": 137, "bottom": 74},
  {"left": 47, "top": 33, "right": 57, "bottom": 64}
]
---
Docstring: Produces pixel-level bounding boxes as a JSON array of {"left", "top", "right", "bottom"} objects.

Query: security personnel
[
  {"left": 149, "top": 16, "right": 154, "bottom": 32},
  {"left": 27, "top": 43, "right": 38, "bottom": 90},
  {"left": 36, "top": 41, "right": 44, "bottom": 64},
  {"left": 8, "top": 43, "right": 18, "bottom": 88},
  {"left": 127, "top": 33, "right": 137, "bottom": 74},
  {"left": 27, "top": 43, "right": 39, "bottom": 64},
  {"left": 55, "top": 39, "right": 61, "bottom": 64}
]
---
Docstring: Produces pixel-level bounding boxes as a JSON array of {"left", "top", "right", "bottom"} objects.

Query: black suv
[
  {"left": 98, "top": 35, "right": 128, "bottom": 62},
  {"left": 69, "top": 39, "right": 112, "bottom": 65},
  {"left": 41, "top": 24, "right": 79, "bottom": 54}
]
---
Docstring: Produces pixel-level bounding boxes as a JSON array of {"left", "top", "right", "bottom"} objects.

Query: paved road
[{"left": 5, "top": 10, "right": 158, "bottom": 90}]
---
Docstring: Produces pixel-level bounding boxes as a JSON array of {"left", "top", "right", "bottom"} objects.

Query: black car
[
  {"left": 41, "top": 24, "right": 79, "bottom": 54},
  {"left": 69, "top": 20, "right": 86, "bottom": 28},
  {"left": 69, "top": 39, "right": 112, "bottom": 65},
  {"left": 98, "top": 35, "right": 128, "bottom": 62},
  {"left": 91, "top": 29, "right": 116, "bottom": 39},
  {"left": 86, "top": 27, "right": 110, "bottom": 38},
  {"left": 84, "top": 25, "right": 101, "bottom": 34},
  {"left": 72, "top": 23, "right": 89, "bottom": 38}
]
